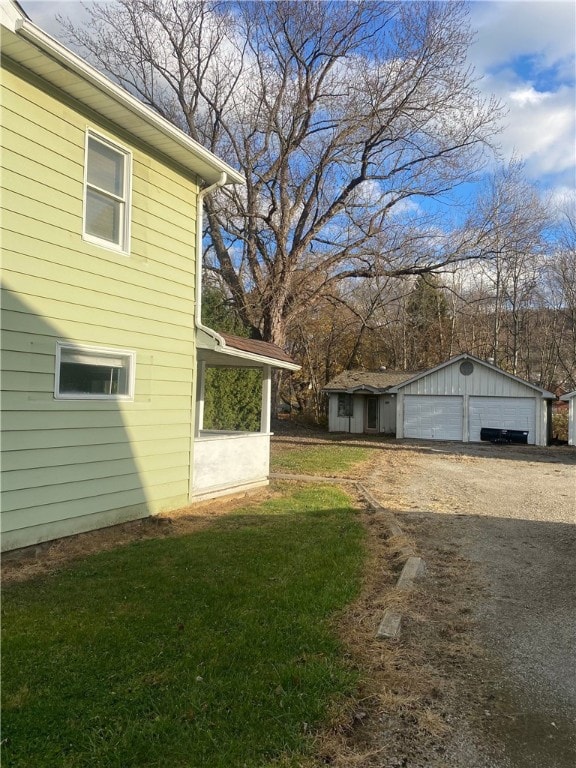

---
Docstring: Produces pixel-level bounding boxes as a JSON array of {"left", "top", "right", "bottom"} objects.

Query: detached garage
[{"left": 390, "top": 355, "right": 555, "bottom": 446}]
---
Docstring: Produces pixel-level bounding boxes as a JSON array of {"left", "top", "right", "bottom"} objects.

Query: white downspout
[
  {"left": 195, "top": 172, "right": 228, "bottom": 333},
  {"left": 190, "top": 172, "right": 228, "bottom": 500}
]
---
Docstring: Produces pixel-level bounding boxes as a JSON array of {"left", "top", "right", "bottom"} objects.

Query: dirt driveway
[{"left": 363, "top": 440, "right": 576, "bottom": 768}]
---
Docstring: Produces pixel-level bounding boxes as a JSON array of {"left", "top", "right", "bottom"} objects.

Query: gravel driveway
[{"left": 365, "top": 440, "right": 576, "bottom": 768}]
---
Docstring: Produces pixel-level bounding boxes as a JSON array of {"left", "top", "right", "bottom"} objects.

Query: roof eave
[
  {"left": 197, "top": 328, "right": 300, "bottom": 371},
  {"left": 212, "top": 346, "right": 300, "bottom": 371},
  {"left": 4, "top": 13, "right": 245, "bottom": 187}
]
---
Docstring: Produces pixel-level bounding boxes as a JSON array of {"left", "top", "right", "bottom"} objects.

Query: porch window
[
  {"left": 337, "top": 393, "right": 353, "bottom": 417},
  {"left": 83, "top": 131, "right": 131, "bottom": 252},
  {"left": 55, "top": 343, "right": 135, "bottom": 400}
]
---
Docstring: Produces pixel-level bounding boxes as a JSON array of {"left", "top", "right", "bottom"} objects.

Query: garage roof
[{"left": 325, "top": 355, "right": 556, "bottom": 398}]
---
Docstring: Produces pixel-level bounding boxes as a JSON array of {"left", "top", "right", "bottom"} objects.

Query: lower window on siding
[{"left": 55, "top": 343, "right": 135, "bottom": 399}]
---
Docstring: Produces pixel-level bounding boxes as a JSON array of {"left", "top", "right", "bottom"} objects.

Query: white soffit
[{"left": 1, "top": 14, "right": 245, "bottom": 187}]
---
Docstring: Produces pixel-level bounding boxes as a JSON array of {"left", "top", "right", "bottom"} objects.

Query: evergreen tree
[
  {"left": 406, "top": 275, "right": 450, "bottom": 368},
  {"left": 202, "top": 284, "right": 261, "bottom": 432}
]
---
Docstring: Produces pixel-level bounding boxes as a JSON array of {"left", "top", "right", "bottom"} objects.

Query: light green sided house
[{"left": 0, "top": 1, "right": 299, "bottom": 552}]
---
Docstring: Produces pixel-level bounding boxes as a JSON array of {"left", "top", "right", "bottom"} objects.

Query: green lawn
[
  {"left": 271, "top": 444, "right": 372, "bottom": 475},
  {"left": 2, "top": 485, "right": 364, "bottom": 768}
]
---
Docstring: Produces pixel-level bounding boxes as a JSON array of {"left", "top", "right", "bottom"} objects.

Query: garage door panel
[
  {"left": 404, "top": 396, "right": 463, "bottom": 441},
  {"left": 469, "top": 397, "right": 536, "bottom": 444}
]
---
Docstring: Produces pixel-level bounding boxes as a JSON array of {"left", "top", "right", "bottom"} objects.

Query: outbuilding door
[
  {"left": 364, "top": 396, "right": 379, "bottom": 433},
  {"left": 469, "top": 396, "right": 536, "bottom": 444},
  {"left": 403, "top": 395, "right": 463, "bottom": 441}
]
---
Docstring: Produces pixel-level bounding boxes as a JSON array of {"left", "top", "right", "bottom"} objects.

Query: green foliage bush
[
  {"left": 201, "top": 284, "right": 263, "bottom": 431},
  {"left": 203, "top": 368, "right": 261, "bottom": 431}
]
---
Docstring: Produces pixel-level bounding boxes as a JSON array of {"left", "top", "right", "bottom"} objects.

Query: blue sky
[{"left": 22, "top": 0, "right": 576, "bottom": 214}]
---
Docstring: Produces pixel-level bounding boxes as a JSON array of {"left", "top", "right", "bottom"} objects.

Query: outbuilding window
[
  {"left": 337, "top": 393, "right": 353, "bottom": 417},
  {"left": 55, "top": 343, "right": 135, "bottom": 400},
  {"left": 83, "top": 131, "right": 131, "bottom": 252}
]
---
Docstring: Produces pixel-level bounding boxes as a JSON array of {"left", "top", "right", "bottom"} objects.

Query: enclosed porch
[{"left": 192, "top": 330, "right": 299, "bottom": 500}]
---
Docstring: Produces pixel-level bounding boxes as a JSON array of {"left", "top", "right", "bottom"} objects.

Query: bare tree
[
  {"left": 546, "top": 205, "right": 576, "bottom": 387},
  {"left": 63, "top": 0, "right": 501, "bottom": 348},
  {"left": 462, "top": 160, "right": 548, "bottom": 370}
]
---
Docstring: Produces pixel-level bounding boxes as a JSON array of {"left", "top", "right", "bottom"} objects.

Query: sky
[{"left": 21, "top": 0, "right": 576, "bottom": 215}]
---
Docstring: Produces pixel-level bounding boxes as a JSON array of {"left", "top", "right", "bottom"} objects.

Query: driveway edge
[{"left": 270, "top": 474, "right": 426, "bottom": 639}]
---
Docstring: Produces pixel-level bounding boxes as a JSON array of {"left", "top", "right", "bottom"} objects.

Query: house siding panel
[
  {"left": 1, "top": 63, "right": 199, "bottom": 550},
  {"left": 327, "top": 393, "right": 364, "bottom": 433}
]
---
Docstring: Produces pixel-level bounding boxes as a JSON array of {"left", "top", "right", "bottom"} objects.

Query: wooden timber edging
[{"left": 270, "top": 473, "right": 426, "bottom": 639}]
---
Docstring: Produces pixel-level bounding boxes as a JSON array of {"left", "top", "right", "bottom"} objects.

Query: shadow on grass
[{"left": 1, "top": 486, "right": 365, "bottom": 768}]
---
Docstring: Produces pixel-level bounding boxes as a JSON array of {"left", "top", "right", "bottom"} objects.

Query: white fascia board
[
  {"left": 7, "top": 13, "right": 244, "bottom": 186},
  {"left": 1, "top": 0, "right": 23, "bottom": 31},
  {"left": 213, "top": 345, "right": 300, "bottom": 371},
  {"left": 560, "top": 391, "right": 576, "bottom": 401}
]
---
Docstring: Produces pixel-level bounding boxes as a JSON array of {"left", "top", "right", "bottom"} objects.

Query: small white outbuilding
[
  {"left": 324, "top": 354, "right": 555, "bottom": 446},
  {"left": 560, "top": 391, "right": 576, "bottom": 446}
]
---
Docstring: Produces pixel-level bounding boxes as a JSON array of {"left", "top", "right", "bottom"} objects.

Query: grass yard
[
  {"left": 2, "top": 485, "right": 365, "bottom": 768},
  {"left": 271, "top": 444, "right": 372, "bottom": 476}
]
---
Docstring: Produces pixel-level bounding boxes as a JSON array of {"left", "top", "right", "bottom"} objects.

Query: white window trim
[
  {"left": 55, "top": 342, "right": 136, "bottom": 401},
  {"left": 82, "top": 129, "right": 132, "bottom": 255}
]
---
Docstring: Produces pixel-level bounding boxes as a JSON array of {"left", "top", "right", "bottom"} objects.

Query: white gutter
[{"left": 4, "top": 9, "right": 244, "bottom": 186}]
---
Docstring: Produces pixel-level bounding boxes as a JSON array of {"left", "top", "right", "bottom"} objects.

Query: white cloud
[
  {"left": 500, "top": 85, "right": 575, "bottom": 175},
  {"left": 468, "top": 1, "right": 576, "bottom": 182},
  {"left": 469, "top": 1, "right": 575, "bottom": 72},
  {"left": 509, "top": 86, "right": 550, "bottom": 106}
]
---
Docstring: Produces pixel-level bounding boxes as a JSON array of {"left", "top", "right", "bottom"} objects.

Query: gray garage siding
[{"left": 399, "top": 363, "right": 538, "bottom": 398}]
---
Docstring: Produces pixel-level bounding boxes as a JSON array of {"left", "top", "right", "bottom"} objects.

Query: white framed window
[
  {"left": 83, "top": 130, "right": 131, "bottom": 253},
  {"left": 55, "top": 343, "right": 136, "bottom": 400}
]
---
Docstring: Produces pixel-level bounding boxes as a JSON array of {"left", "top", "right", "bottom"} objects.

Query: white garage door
[
  {"left": 404, "top": 396, "right": 463, "bottom": 441},
  {"left": 469, "top": 397, "right": 536, "bottom": 444}
]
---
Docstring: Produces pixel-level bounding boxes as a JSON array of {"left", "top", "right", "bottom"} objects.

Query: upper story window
[
  {"left": 55, "top": 342, "right": 135, "bottom": 400},
  {"left": 83, "top": 131, "right": 131, "bottom": 253}
]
